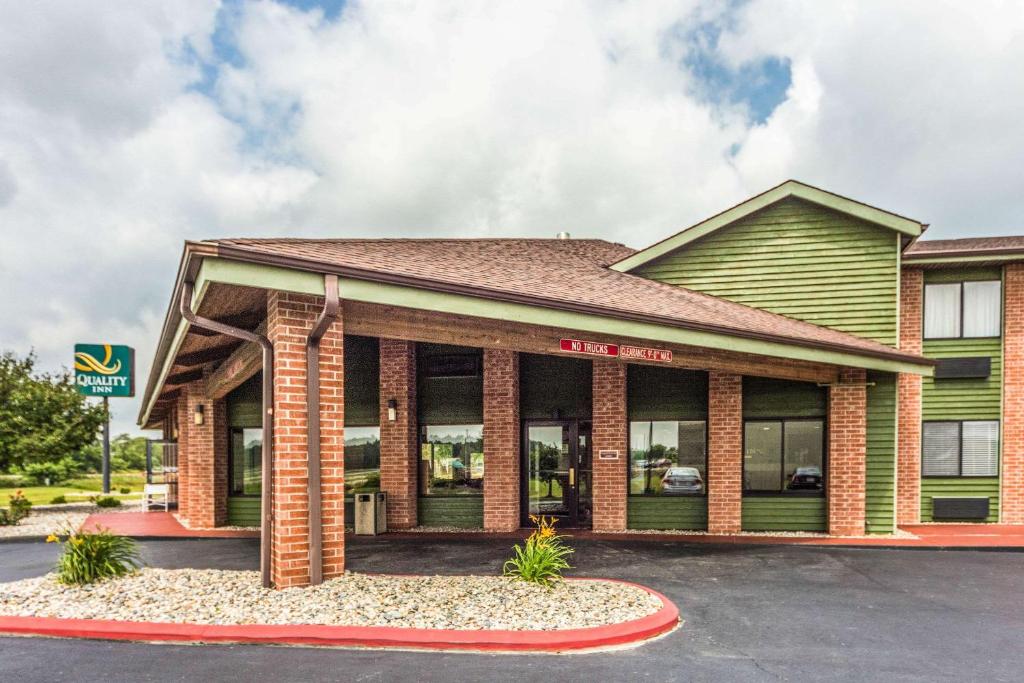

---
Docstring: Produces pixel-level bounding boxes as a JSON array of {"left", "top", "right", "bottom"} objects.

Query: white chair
[{"left": 142, "top": 483, "right": 170, "bottom": 512}]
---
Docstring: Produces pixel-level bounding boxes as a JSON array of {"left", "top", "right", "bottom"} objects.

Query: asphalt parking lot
[{"left": 1, "top": 535, "right": 1022, "bottom": 682}]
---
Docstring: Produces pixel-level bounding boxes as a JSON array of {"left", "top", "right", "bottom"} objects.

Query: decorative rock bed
[{"left": 0, "top": 569, "right": 663, "bottom": 631}]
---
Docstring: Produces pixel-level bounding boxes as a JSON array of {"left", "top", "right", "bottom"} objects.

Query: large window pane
[
  {"left": 924, "top": 283, "right": 961, "bottom": 339},
  {"left": 783, "top": 421, "right": 824, "bottom": 491},
  {"left": 629, "top": 421, "right": 706, "bottom": 495},
  {"left": 230, "top": 428, "right": 262, "bottom": 496},
  {"left": 344, "top": 426, "right": 380, "bottom": 495},
  {"left": 961, "top": 421, "right": 999, "bottom": 476},
  {"left": 963, "top": 281, "right": 1001, "bottom": 337},
  {"left": 420, "top": 425, "right": 484, "bottom": 496},
  {"left": 744, "top": 421, "right": 782, "bottom": 492},
  {"left": 922, "top": 422, "right": 960, "bottom": 476}
]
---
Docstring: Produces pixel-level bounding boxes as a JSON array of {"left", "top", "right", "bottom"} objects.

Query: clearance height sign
[
  {"left": 559, "top": 338, "right": 672, "bottom": 363},
  {"left": 74, "top": 344, "right": 135, "bottom": 397}
]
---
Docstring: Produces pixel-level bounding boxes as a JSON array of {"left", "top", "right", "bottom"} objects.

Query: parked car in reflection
[
  {"left": 786, "top": 466, "right": 823, "bottom": 491},
  {"left": 661, "top": 467, "right": 704, "bottom": 494}
]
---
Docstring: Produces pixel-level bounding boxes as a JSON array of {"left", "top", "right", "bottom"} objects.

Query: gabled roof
[
  {"left": 905, "top": 235, "right": 1024, "bottom": 261},
  {"left": 610, "top": 180, "right": 926, "bottom": 273}
]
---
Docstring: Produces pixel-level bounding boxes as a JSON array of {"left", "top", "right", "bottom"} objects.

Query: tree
[
  {"left": 111, "top": 434, "right": 148, "bottom": 471},
  {"left": 0, "top": 350, "right": 107, "bottom": 473}
]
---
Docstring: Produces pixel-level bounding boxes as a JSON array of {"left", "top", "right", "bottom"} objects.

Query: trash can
[{"left": 354, "top": 491, "right": 388, "bottom": 535}]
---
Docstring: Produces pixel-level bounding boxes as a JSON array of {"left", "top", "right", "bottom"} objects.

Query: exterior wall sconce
[
  {"left": 193, "top": 404, "right": 205, "bottom": 426},
  {"left": 387, "top": 399, "right": 398, "bottom": 422}
]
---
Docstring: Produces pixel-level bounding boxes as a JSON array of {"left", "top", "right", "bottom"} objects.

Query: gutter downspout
[
  {"left": 306, "top": 274, "right": 340, "bottom": 586},
  {"left": 180, "top": 280, "right": 275, "bottom": 589}
]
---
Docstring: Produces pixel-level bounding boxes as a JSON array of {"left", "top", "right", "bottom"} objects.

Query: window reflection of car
[
  {"left": 634, "top": 459, "right": 649, "bottom": 471},
  {"left": 787, "top": 466, "right": 823, "bottom": 491},
  {"left": 661, "top": 467, "right": 704, "bottom": 495}
]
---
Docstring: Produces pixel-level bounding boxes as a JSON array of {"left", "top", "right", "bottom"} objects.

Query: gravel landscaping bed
[
  {"left": 0, "top": 503, "right": 140, "bottom": 539},
  {"left": 0, "top": 569, "right": 662, "bottom": 630}
]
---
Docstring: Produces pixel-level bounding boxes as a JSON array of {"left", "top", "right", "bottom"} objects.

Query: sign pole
[{"left": 102, "top": 397, "right": 111, "bottom": 494}]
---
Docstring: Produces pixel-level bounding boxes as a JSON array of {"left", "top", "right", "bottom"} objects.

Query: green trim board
[
  {"left": 627, "top": 497, "right": 707, "bottom": 530},
  {"left": 741, "top": 497, "right": 826, "bottom": 532},
  {"left": 417, "top": 497, "right": 484, "bottom": 528},
  {"left": 634, "top": 197, "right": 901, "bottom": 346},
  {"left": 923, "top": 266, "right": 1003, "bottom": 283},
  {"left": 612, "top": 179, "right": 924, "bottom": 273},
  {"left": 920, "top": 477, "right": 999, "bottom": 522},
  {"left": 227, "top": 497, "right": 260, "bottom": 526},
  {"left": 865, "top": 372, "right": 896, "bottom": 534}
]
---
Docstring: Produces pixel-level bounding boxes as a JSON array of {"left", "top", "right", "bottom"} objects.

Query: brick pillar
[
  {"left": 179, "top": 379, "right": 228, "bottom": 528},
  {"left": 829, "top": 367, "right": 868, "bottom": 536},
  {"left": 1003, "top": 264, "right": 1024, "bottom": 523},
  {"left": 707, "top": 372, "right": 742, "bottom": 534},
  {"left": 592, "top": 360, "right": 627, "bottom": 531},
  {"left": 897, "top": 268, "right": 923, "bottom": 525},
  {"left": 267, "top": 291, "right": 345, "bottom": 588},
  {"left": 484, "top": 349, "right": 520, "bottom": 531},
  {"left": 379, "top": 339, "right": 418, "bottom": 529},
  {"left": 175, "top": 397, "right": 190, "bottom": 522}
]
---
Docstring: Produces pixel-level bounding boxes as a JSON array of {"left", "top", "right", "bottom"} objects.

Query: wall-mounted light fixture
[
  {"left": 193, "top": 404, "right": 205, "bottom": 426},
  {"left": 387, "top": 399, "right": 398, "bottom": 422}
]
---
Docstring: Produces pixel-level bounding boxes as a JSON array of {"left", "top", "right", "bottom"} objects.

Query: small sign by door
[{"left": 598, "top": 450, "right": 619, "bottom": 460}]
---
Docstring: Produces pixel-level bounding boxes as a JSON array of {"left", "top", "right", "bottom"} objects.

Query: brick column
[
  {"left": 379, "top": 339, "right": 418, "bottom": 529},
  {"left": 829, "top": 367, "right": 868, "bottom": 536},
  {"left": 175, "top": 397, "right": 191, "bottom": 522},
  {"left": 897, "top": 268, "right": 923, "bottom": 525},
  {"left": 1003, "top": 264, "right": 1024, "bottom": 523},
  {"left": 267, "top": 291, "right": 345, "bottom": 588},
  {"left": 484, "top": 349, "right": 520, "bottom": 531},
  {"left": 592, "top": 360, "right": 627, "bottom": 531},
  {"left": 179, "top": 379, "right": 228, "bottom": 528},
  {"left": 707, "top": 372, "right": 742, "bottom": 534}
]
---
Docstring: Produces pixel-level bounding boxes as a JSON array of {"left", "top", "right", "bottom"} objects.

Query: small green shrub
[
  {"left": 22, "top": 458, "right": 78, "bottom": 485},
  {"left": 119, "top": 487, "right": 131, "bottom": 495},
  {"left": 93, "top": 496, "right": 122, "bottom": 508},
  {"left": 48, "top": 527, "right": 142, "bottom": 585},
  {"left": 0, "top": 491, "right": 32, "bottom": 526},
  {"left": 50, "top": 495, "right": 68, "bottom": 505},
  {"left": 503, "top": 515, "right": 574, "bottom": 587}
]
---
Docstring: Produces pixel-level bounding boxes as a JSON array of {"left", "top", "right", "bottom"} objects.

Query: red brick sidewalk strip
[
  {"left": 0, "top": 579, "right": 678, "bottom": 653},
  {"left": 80, "top": 512, "right": 259, "bottom": 539}
]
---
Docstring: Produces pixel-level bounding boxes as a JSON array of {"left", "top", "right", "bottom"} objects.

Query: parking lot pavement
[{"left": 1, "top": 535, "right": 1023, "bottom": 682}]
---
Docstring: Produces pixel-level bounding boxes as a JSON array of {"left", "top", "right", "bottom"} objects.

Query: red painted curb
[{"left": 0, "top": 578, "right": 678, "bottom": 653}]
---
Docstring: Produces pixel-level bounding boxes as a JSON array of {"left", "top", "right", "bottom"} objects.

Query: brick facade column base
[
  {"left": 176, "top": 381, "right": 228, "bottom": 529},
  {"left": 484, "top": 349, "right": 520, "bottom": 532},
  {"left": 896, "top": 372, "right": 922, "bottom": 525},
  {"left": 707, "top": 372, "right": 742, "bottom": 534},
  {"left": 1003, "top": 263, "right": 1024, "bottom": 523},
  {"left": 379, "top": 339, "right": 418, "bottom": 530},
  {"left": 592, "top": 360, "right": 627, "bottom": 531},
  {"left": 829, "top": 367, "right": 868, "bottom": 536}
]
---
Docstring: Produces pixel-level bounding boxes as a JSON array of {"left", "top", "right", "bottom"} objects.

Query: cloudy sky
[{"left": 2, "top": 0, "right": 1023, "bottom": 434}]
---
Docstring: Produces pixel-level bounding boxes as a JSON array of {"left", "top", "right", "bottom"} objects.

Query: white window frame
[
  {"left": 923, "top": 280, "right": 1002, "bottom": 340},
  {"left": 922, "top": 420, "right": 1000, "bottom": 478}
]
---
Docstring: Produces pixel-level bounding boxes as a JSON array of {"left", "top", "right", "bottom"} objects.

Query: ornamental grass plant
[
  {"left": 503, "top": 515, "right": 574, "bottom": 587},
  {"left": 47, "top": 526, "right": 142, "bottom": 585}
]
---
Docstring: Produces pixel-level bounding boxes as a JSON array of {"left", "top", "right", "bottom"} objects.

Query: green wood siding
[
  {"left": 741, "top": 497, "right": 827, "bottom": 531},
  {"left": 865, "top": 372, "right": 896, "bottom": 533},
  {"left": 345, "top": 335, "right": 380, "bottom": 426},
  {"left": 227, "top": 497, "right": 260, "bottom": 526},
  {"left": 627, "top": 497, "right": 707, "bottom": 530},
  {"left": 635, "top": 197, "right": 900, "bottom": 346},
  {"left": 417, "top": 343, "right": 483, "bottom": 425},
  {"left": 520, "top": 354, "right": 592, "bottom": 420},
  {"left": 922, "top": 338, "right": 1002, "bottom": 420},
  {"left": 627, "top": 365, "right": 708, "bottom": 420},
  {"left": 227, "top": 373, "right": 262, "bottom": 428},
  {"left": 417, "top": 497, "right": 484, "bottom": 528},
  {"left": 921, "top": 478, "right": 1000, "bottom": 522},
  {"left": 742, "top": 377, "right": 826, "bottom": 418}
]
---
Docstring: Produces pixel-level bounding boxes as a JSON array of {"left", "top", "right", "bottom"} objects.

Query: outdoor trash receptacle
[{"left": 354, "top": 491, "right": 387, "bottom": 535}]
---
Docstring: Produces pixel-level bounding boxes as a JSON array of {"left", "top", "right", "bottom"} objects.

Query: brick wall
[
  {"left": 829, "top": 367, "right": 868, "bottom": 535},
  {"left": 175, "top": 397, "right": 190, "bottom": 523},
  {"left": 707, "top": 372, "right": 742, "bottom": 534},
  {"left": 483, "top": 349, "right": 520, "bottom": 531},
  {"left": 591, "top": 360, "right": 627, "bottom": 531},
  {"left": 379, "top": 339, "right": 418, "bottom": 529},
  {"left": 1003, "top": 264, "right": 1024, "bottom": 523},
  {"left": 267, "top": 291, "right": 345, "bottom": 588},
  {"left": 897, "top": 268, "right": 923, "bottom": 525},
  {"left": 178, "top": 378, "right": 228, "bottom": 528}
]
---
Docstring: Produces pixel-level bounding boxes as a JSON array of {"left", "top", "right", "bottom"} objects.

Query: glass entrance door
[{"left": 523, "top": 421, "right": 591, "bottom": 528}]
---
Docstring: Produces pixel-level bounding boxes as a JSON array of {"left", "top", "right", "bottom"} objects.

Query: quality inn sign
[{"left": 74, "top": 343, "right": 134, "bottom": 397}]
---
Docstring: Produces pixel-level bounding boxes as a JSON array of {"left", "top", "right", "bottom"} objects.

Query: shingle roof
[
  {"left": 210, "top": 237, "right": 925, "bottom": 363},
  {"left": 905, "top": 235, "right": 1024, "bottom": 257}
]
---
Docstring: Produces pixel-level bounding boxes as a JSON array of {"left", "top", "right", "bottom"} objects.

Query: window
[
  {"left": 924, "top": 280, "right": 1001, "bottom": 339},
  {"left": 420, "top": 425, "right": 484, "bottom": 495},
  {"left": 743, "top": 420, "right": 825, "bottom": 494},
  {"left": 923, "top": 421, "right": 999, "bottom": 477},
  {"left": 229, "top": 428, "right": 262, "bottom": 496},
  {"left": 629, "top": 421, "right": 706, "bottom": 495},
  {"left": 344, "top": 426, "right": 380, "bottom": 495}
]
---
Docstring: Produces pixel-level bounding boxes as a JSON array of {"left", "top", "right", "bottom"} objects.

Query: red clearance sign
[
  {"left": 559, "top": 338, "right": 618, "bottom": 357},
  {"left": 619, "top": 344, "right": 673, "bottom": 363}
]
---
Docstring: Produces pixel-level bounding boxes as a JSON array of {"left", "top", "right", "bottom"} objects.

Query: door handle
[{"left": 568, "top": 468, "right": 575, "bottom": 486}]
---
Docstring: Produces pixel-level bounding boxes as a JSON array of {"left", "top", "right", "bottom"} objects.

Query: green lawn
[{"left": 0, "top": 471, "right": 146, "bottom": 506}]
